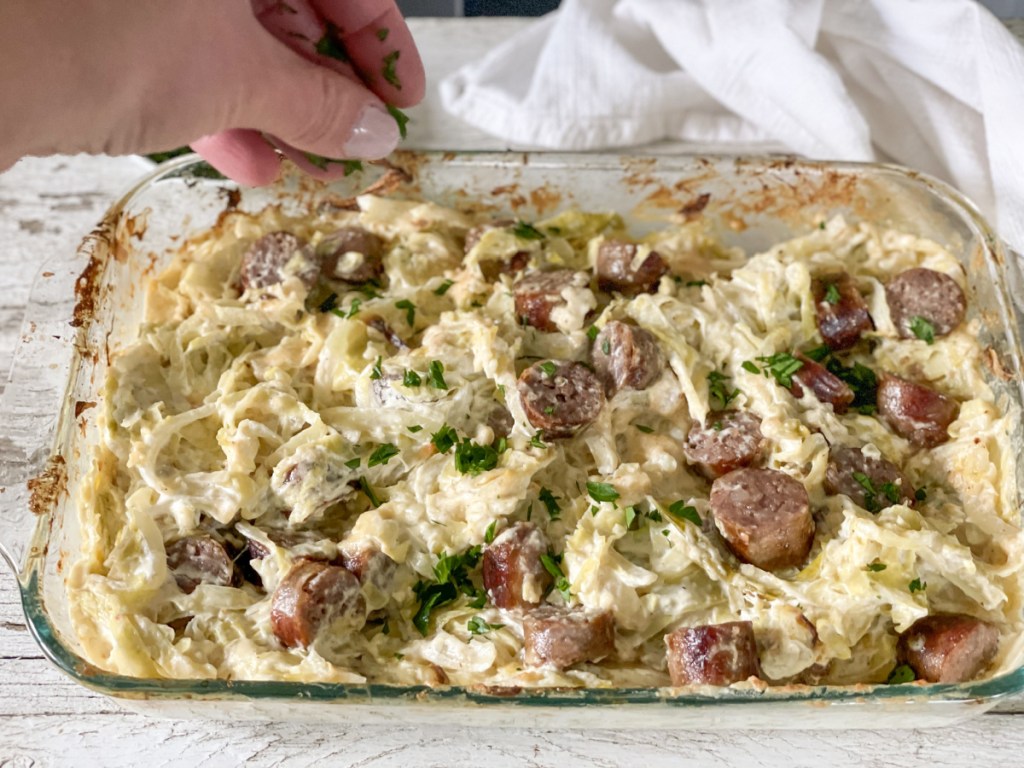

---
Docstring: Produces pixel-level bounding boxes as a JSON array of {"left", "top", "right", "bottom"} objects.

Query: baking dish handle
[{"left": 0, "top": 251, "right": 85, "bottom": 579}]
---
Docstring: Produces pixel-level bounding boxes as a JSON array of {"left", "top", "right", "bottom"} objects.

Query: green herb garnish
[
  {"left": 707, "top": 370, "right": 740, "bottom": 410},
  {"left": 358, "top": 476, "right": 381, "bottom": 507},
  {"left": 395, "top": 299, "right": 416, "bottom": 326},
  {"left": 539, "top": 361, "right": 557, "bottom": 377},
  {"left": 344, "top": 457, "right": 361, "bottom": 469},
  {"left": 587, "top": 325, "right": 600, "bottom": 341},
  {"left": 376, "top": 27, "right": 390, "bottom": 41},
  {"left": 915, "top": 487, "right": 927, "bottom": 502},
  {"left": 412, "top": 545, "right": 483, "bottom": 635},
  {"left": 685, "top": 279, "right": 708, "bottom": 288},
  {"left": 314, "top": 23, "right": 349, "bottom": 61},
  {"left": 910, "top": 316, "right": 935, "bottom": 345},
  {"left": 428, "top": 360, "right": 447, "bottom": 389},
  {"left": 467, "top": 616, "right": 504, "bottom": 635},
  {"left": 741, "top": 361, "right": 760, "bottom": 374},
  {"left": 382, "top": 50, "right": 402, "bottom": 88},
  {"left": 408, "top": 424, "right": 423, "bottom": 433},
  {"left": 538, "top": 488, "right": 561, "bottom": 521},
  {"left": 887, "top": 664, "right": 916, "bottom": 684},
  {"left": 403, "top": 369, "right": 422, "bottom": 387},
  {"left": 431, "top": 424, "right": 458, "bottom": 454},
  {"left": 386, "top": 104, "right": 410, "bottom": 139},
  {"left": 370, "top": 356, "right": 383, "bottom": 380},
  {"left": 881, "top": 482, "right": 901, "bottom": 504},
  {"left": 853, "top": 471, "right": 880, "bottom": 513},
  {"left": 586, "top": 481, "right": 620, "bottom": 503},
  {"left": 530, "top": 431, "right": 546, "bottom": 449},
  {"left": 909, "top": 578, "right": 927, "bottom": 593},
  {"left": 824, "top": 283, "right": 841, "bottom": 304},
  {"left": 368, "top": 443, "right": 400, "bottom": 467},
  {"left": 540, "top": 553, "right": 571, "bottom": 600},
  {"left": 635, "top": 424, "right": 654, "bottom": 434},
  {"left": 750, "top": 353, "right": 805, "bottom": 388},
  {"left": 865, "top": 561, "right": 887, "bottom": 572},
  {"left": 511, "top": 221, "right": 545, "bottom": 241},
  {"left": 434, "top": 279, "right": 454, "bottom": 296},
  {"left": 454, "top": 438, "right": 499, "bottom": 475},
  {"left": 668, "top": 501, "right": 701, "bottom": 526},
  {"left": 484, "top": 520, "right": 497, "bottom": 544},
  {"left": 624, "top": 506, "right": 640, "bottom": 530}
]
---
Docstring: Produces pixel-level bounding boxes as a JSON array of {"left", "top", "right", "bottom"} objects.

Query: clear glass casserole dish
[{"left": 1, "top": 151, "right": 1022, "bottom": 728}]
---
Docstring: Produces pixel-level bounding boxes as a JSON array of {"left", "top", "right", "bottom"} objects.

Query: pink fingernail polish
[{"left": 342, "top": 104, "right": 400, "bottom": 159}]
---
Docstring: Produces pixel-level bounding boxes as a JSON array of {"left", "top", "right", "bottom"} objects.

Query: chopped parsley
[
  {"left": 395, "top": 299, "right": 416, "bottom": 326},
  {"left": 511, "top": 221, "right": 545, "bottom": 241},
  {"left": 382, "top": 50, "right": 402, "bottom": 88},
  {"left": 803, "top": 344, "right": 831, "bottom": 362},
  {"left": 824, "top": 282, "right": 841, "bottom": 304},
  {"left": 467, "top": 616, "right": 504, "bottom": 636},
  {"left": 685, "top": 279, "right": 708, "bottom": 288},
  {"left": 880, "top": 482, "right": 901, "bottom": 504},
  {"left": 530, "top": 431, "right": 547, "bottom": 449},
  {"left": 484, "top": 520, "right": 497, "bottom": 544},
  {"left": 301, "top": 153, "right": 363, "bottom": 176},
  {"left": 344, "top": 457, "right": 361, "bottom": 469},
  {"left": 624, "top": 506, "right": 640, "bottom": 530},
  {"left": 430, "top": 423, "right": 458, "bottom": 454},
  {"left": 387, "top": 104, "right": 410, "bottom": 139},
  {"left": 540, "top": 553, "right": 571, "bottom": 600},
  {"left": 741, "top": 361, "right": 760, "bottom": 374},
  {"left": 539, "top": 361, "right": 557, "bottom": 376},
  {"left": 807, "top": 348, "right": 878, "bottom": 413},
  {"left": 312, "top": 289, "right": 338, "bottom": 313},
  {"left": 543, "top": 405, "right": 555, "bottom": 415},
  {"left": 707, "top": 370, "right": 740, "bottom": 410},
  {"left": 887, "top": 664, "right": 916, "bottom": 685},
  {"left": 587, "top": 325, "right": 600, "bottom": 341},
  {"left": 586, "top": 481, "right": 620, "bottom": 503},
  {"left": 865, "top": 561, "right": 887, "bottom": 572},
  {"left": 408, "top": 424, "right": 423, "bottom": 433},
  {"left": 635, "top": 424, "right": 654, "bottom": 434},
  {"left": 454, "top": 438, "right": 500, "bottom": 475},
  {"left": 358, "top": 476, "right": 381, "bottom": 507},
  {"left": 434, "top": 279, "right": 454, "bottom": 296},
  {"left": 853, "top": 471, "right": 881, "bottom": 513},
  {"left": 403, "top": 369, "right": 422, "bottom": 387},
  {"left": 314, "top": 23, "right": 349, "bottom": 61},
  {"left": 367, "top": 443, "right": 400, "bottom": 467},
  {"left": 495, "top": 436, "right": 508, "bottom": 454},
  {"left": 915, "top": 487, "right": 927, "bottom": 502},
  {"left": 668, "top": 501, "right": 702, "bottom": 526},
  {"left": 910, "top": 315, "right": 935, "bottom": 344},
  {"left": 748, "top": 353, "right": 805, "bottom": 388},
  {"left": 370, "top": 356, "right": 383, "bottom": 380},
  {"left": 412, "top": 546, "right": 484, "bottom": 635},
  {"left": 376, "top": 27, "right": 390, "bottom": 41},
  {"left": 428, "top": 360, "right": 447, "bottom": 389},
  {"left": 909, "top": 578, "right": 927, "bottom": 593},
  {"left": 601, "top": 338, "right": 611, "bottom": 355},
  {"left": 335, "top": 298, "right": 362, "bottom": 319},
  {"left": 646, "top": 509, "right": 664, "bottom": 523},
  {"left": 538, "top": 487, "right": 561, "bottom": 521}
]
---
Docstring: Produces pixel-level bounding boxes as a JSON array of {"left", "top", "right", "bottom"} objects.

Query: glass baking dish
[{"left": 2, "top": 152, "right": 1023, "bottom": 728}]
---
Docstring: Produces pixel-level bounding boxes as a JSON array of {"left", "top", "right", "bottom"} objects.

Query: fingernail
[{"left": 342, "top": 104, "right": 400, "bottom": 159}]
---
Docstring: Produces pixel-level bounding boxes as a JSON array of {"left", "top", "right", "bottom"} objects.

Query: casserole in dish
[{"left": 2, "top": 152, "right": 1023, "bottom": 727}]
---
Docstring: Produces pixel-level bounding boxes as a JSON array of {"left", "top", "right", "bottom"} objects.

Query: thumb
[{"left": 240, "top": 51, "right": 401, "bottom": 160}]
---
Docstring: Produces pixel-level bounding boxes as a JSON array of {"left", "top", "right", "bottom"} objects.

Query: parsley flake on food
[
  {"left": 314, "top": 24, "right": 349, "bottom": 62},
  {"left": 402, "top": 369, "right": 421, "bottom": 387},
  {"left": 749, "top": 353, "right": 804, "bottom": 388},
  {"left": 344, "top": 457, "right": 361, "bottom": 470},
  {"left": 370, "top": 356, "right": 383, "bottom": 380},
  {"left": 413, "top": 546, "right": 483, "bottom": 635},
  {"left": 430, "top": 424, "right": 458, "bottom": 454},
  {"left": 539, "top": 361, "right": 557, "bottom": 377},
  {"left": 434, "top": 279, "right": 454, "bottom": 296},
  {"left": 376, "top": 27, "right": 390, "bottom": 41},
  {"left": 467, "top": 616, "right": 504, "bottom": 636},
  {"left": 540, "top": 553, "right": 571, "bottom": 600},
  {"left": 484, "top": 520, "right": 497, "bottom": 544},
  {"left": 428, "top": 360, "right": 447, "bottom": 389},
  {"left": 454, "top": 438, "right": 499, "bottom": 475},
  {"left": 887, "top": 664, "right": 916, "bottom": 685},
  {"left": 386, "top": 104, "right": 410, "bottom": 139},
  {"left": 909, "top": 578, "right": 927, "bottom": 593},
  {"left": 512, "top": 221, "right": 545, "bottom": 241},
  {"left": 538, "top": 487, "right": 561, "bottom": 521},
  {"left": 635, "top": 424, "right": 654, "bottom": 434},
  {"left": 824, "top": 282, "right": 841, "bottom": 304},
  {"left": 910, "top": 315, "right": 936, "bottom": 344},
  {"left": 586, "top": 481, "right": 620, "bottom": 503},
  {"left": 587, "top": 325, "right": 600, "bottom": 341},
  {"left": 707, "top": 370, "right": 740, "bottom": 410},
  {"left": 358, "top": 476, "right": 381, "bottom": 507},
  {"left": 668, "top": 501, "right": 701, "bottom": 526},
  {"left": 367, "top": 443, "right": 400, "bottom": 467},
  {"left": 865, "top": 561, "right": 887, "bottom": 572},
  {"left": 395, "top": 299, "right": 416, "bottom": 326},
  {"left": 382, "top": 50, "right": 402, "bottom": 88}
]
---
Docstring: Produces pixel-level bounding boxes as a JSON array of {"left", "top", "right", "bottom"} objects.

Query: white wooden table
[{"left": 2, "top": 17, "right": 1024, "bottom": 767}]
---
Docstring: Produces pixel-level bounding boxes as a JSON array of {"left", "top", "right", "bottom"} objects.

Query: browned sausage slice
[
  {"left": 240, "top": 232, "right": 319, "bottom": 291},
  {"left": 482, "top": 522, "right": 551, "bottom": 610},
  {"left": 166, "top": 535, "right": 236, "bottom": 594},
  {"left": 825, "top": 444, "right": 914, "bottom": 511},
  {"left": 877, "top": 374, "right": 959, "bottom": 447},
  {"left": 487, "top": 405, "right": 514, "bottom": 439},
  {"left": 813, "top": 272, "right": 873, "bottom": 350},
  {"left": 523, "top": 606, "right": 616, "bottom": 669},
  {"left": 338, "top": 544, "right": 398, "bottom": 594},
  {"left": 595, "top": 239, "right": 668, "bottom": 295},
  {"left": 886, "top": 268, "right": 966, "bottom": 340},
  {"left": 514, "top": 270, "right": 588, "bottom": 332},
  {"left": 710, "top": 468, "right": 814, "bottom": 571},
  {"left": 790, "top": 354, "right": 855, "bottom": 413},
  {"left": 270, "top": 559, "right": 367, "bottom": 649},
  {"left": 518, "top": 360, "right": 605, "bottom": 439},
  {"left": 897, "top": 614, "right": 999, "bottom": 683},
  {"left": 319, "top": 227, "right": 384, "bottom": 284},
  {"left": 591, "top": 321, "right": 663, "bottom": 395},
  {"left": 665, "top": 621, "right": 760, "bottom": 686},
  {"left": 683, "top": 411, "right": 767, "bottom": 479}
]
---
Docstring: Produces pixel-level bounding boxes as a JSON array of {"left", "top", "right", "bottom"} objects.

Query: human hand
[{"left": 0, "top": 0, "right": 424, "bottom": 185}]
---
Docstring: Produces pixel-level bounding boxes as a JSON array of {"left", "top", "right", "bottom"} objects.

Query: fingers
[
  {"left": 314, "top": 0, "right": 426, "bottom": 106},
  {"left": 191, "top": 130, "right": 282, "bottom": 186}
]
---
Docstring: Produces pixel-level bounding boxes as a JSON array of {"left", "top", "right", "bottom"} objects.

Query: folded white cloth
[{"left": 440, "top": 0, "right": 1024, "bottom": 254}]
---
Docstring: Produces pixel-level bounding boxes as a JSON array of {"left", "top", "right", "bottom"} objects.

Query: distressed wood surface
[{"left": 1, "top": 16, "right": 1024, "bottom": 768}]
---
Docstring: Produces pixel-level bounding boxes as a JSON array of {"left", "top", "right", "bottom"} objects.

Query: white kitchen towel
[{"left": 440, "top": 0, "right": 1024, "bottom": 254}]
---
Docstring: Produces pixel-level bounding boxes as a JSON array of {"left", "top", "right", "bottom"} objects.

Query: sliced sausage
[
  {"left": 813, "top": 272, "right": 873, "bottom": 350},
  {"left": 591, "top": 321, "right": 663, "bottom": 395},
  {"left": 790, "top": 354, "right": 854, "bottom": 413},
  {"left": 683, "top": 411, "right": 767, "bottom": 479},
  {"left": 240, "top": 232, "right": 319, "bottom": 291},
  {"left": 710, "top": 468, "right": 814, "bottom": 571},
  {"left": 166, "top": 535, "right": 236, "bottom": 594},
  {"left": 825, "top": 444, "right": 914, "bottom": 511},
  {"left": 482, "top": 522, "right": 551, "bottom": 610},
  {"left": 523, "top": 606, "right": 616, "bottom": 670},
  {"left": 487, "top": 405, "right": 514, "bottom": 439},
  {"left": 665, "top": 621, "right": 760, "bottom": 686},
  {"left": 897, "top": 614, "right": 999, "bottom": 683},
  {"left": 595, "top": 239, "right": 668, "bottom": 295},
  {"left": 877, "top": 374, "right": 959, "bottom": 447},
  {"left": 270, "top": 559, "right": 367, "bottom": 649},
  {"left": 518, "top": 360, "right": 605, "bottom": 439},
  {"left": 886, "top": 268, "right": 966, "bottom": 340},
  {"left": 319, "top": 227, "right": 384, "bottom": 284},
  {"left": 514, "top": 270, "right": 589, "bottom": 332}
]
